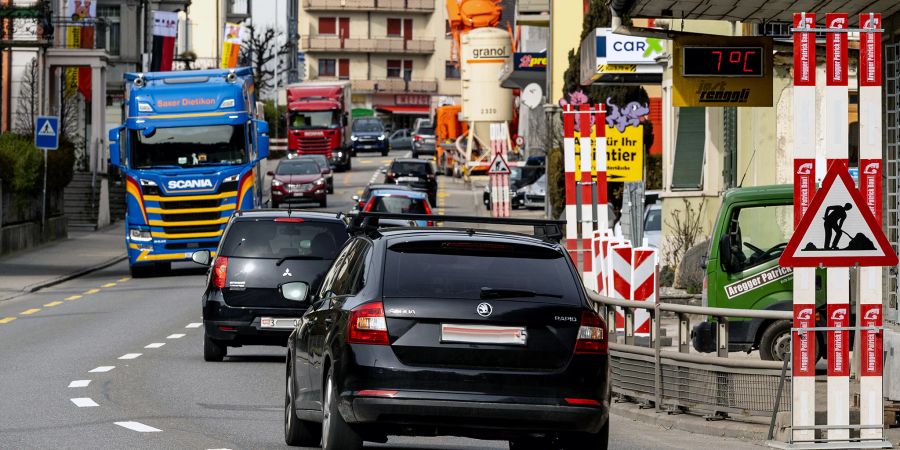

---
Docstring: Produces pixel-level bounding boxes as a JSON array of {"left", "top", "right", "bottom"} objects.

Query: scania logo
[
  {"left": 476, "top": 302, "right": 493, "bottom": 317},
  {"left": 864, "top": 162, "right": 880, "bottom": 175},
  {"left": 831, "top": 308, "right": 848, "bottom": 321},
  {"left": 167, "top": 179, "right": 213, "bottom": 190},
  {"left": 797, "top": 162, "right": 813, "bottom": 175}
]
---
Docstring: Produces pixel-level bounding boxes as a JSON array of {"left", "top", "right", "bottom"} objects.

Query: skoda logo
[{"left": 476, "top": 302, "right": 493, "bottom": 317}]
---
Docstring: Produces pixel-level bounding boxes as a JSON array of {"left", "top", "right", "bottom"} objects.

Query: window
[
  {"left": 403, "top": 60, "right": 412, "bottom": 80},
  {"left": 319, "top": 58, "right": 336, "bottom": 77},
  {"left": 219, "top": 220, "right": 349, "bottom": 260},
  {"left": 387, "top": 59, "right": 401, "bottom": 78},
  {"left": 671, "top": 107, "right": 706, "bottom": 190},
  {"left": 722, "top": 204, "right": 792, "bottom": 273},
  {"left": 338, "top": 58, "right": 349, "bottom": 80},
  {"left": 387, "top": 18, "right": 402, "bottom": 37},
  {"left": 445, "top": 60, "right": 460, "bottom": 79},
  {"left": 97, "top": 6, "right": 120, "bottom": 56},
  {"left": 319, "top": 17, "right": 336, "bottom": 35}
]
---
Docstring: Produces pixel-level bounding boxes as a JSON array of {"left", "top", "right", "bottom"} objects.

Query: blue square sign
[{"left": 34, "top": 116, "right": 59, "bottom": 150}]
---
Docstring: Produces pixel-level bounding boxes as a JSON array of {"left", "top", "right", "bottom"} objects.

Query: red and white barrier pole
[
  {"left": 791, "top": 12, "right": 817, "bottom": 444},
  {"left": 611, "top": 242, "right": 632, "bottom": 335},
  {"left": 858, "top": 12, "right": 884, "bottom": 442},
  {"left": 563, "top": 105, "right": 604, "bottom": 280},
  {"left": 630, "top": 246, "right": 657, "bottom": 336}
]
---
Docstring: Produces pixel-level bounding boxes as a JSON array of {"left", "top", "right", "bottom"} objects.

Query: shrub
[{"left": 0, "top": 133, "right": 42, "bottom": 193}]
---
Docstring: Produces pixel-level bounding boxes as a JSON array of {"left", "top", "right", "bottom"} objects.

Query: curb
[
  {"left": 611, "top": 400, "right": 769, "bottom": 442},
  {"left": 0, "top": 254, "right": 128, "bottom": 302}
]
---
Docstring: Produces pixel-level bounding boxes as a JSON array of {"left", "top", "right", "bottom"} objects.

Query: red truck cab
[{"left": 286, "top": 82, "right": 352, "bottom": 171}]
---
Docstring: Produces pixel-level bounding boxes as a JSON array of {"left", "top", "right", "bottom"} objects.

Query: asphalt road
[{"left": 0, "top": 149, "right": 764, "bottom": 449}]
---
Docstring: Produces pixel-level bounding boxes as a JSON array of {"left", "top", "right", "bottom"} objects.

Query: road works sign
[
  {"left": 487, "top": 154, "right": 511, "bottom": 175},
  {"left": 780, "top": 165, "right": 897, "bottom": 267}
]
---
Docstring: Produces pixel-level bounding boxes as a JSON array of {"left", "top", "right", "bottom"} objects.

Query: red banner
[
  {"left": 793, "top": 158, "right": 816, "bottom": 227},
  {"left": 792, "top": 304, "right": 816, "bottom": 377},
  {"left": 860, "top": 304, "right": 883, "bottom": 377},
  {"left": 825, "top": 13, "right": 848, "bottom": 86},
  {"left": 792, "top": 13, "right": 816, "bottom": 86},
  {"left": 860, "top": 13, "right": 882, "bottom": 87},
  {"left": 827, "top": 303, "right": 850, "bottom": 377}
]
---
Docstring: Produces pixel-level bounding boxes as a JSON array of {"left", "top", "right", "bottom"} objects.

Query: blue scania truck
[{"left": 108, "top": 68, "right": 268, "bottom": 277}]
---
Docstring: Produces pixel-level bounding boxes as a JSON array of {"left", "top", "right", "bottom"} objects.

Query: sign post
[{"left": 34, "top": 116, "right": 60, "bottom": 230}]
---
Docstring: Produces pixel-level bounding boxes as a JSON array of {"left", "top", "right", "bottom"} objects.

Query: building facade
[{"left": 298, "top": 0, "right": 460, "bottom": 128}]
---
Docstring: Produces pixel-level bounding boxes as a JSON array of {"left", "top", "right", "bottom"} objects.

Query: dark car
[
  {"left": 351, "top": 118, "right": 388, "bottom": 156},
  {"left": 270, "top": 160, "right": 328, "bottom": 208},
  {"left": 388, "top": 128, "right": 412, "bottom": 150},
  {"left": 293, "top": 154, "right": 335, "bottom": 194},
  {"left": 384, "top": 158, "right": 437, "bottom": 205},
  {"left": 411, "top": 120, "right": 436, "bottom": 158},
  {"left": 283, "top": 213, "right": 610, "bottom": 449},
  {"left": 483, "top": 165, "right": 544, "bottom": 210},
  {"left": 191, "top": 210, "right": 350, "bottom": 362},
  {"left": 351, "top": 183, "right": 415, "bottom": 212}
]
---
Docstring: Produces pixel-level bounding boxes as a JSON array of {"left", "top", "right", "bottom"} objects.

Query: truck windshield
[
  {"left": 290, "top": 111, "right": 339, "bottom": 129},
  {"left": 130, "top": 125, "right": 247, "bottom": 169},
  {"left": 724, "top": 204, "right": 792, "bottom": 272}
]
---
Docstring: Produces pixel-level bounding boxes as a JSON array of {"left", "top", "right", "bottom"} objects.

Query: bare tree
[
  {"left": 14, "top": 57, "right": 40, "bottom": 135},
  {"left": 239, "top": 24, "right": 291, "bottom": 97}
]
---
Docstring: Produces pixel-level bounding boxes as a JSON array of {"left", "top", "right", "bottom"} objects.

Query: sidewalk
[{"left": 0, "top": 222, "right": 126, "bottom": 302}]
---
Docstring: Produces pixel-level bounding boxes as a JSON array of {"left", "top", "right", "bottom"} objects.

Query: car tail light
[
  {"left": 348, "top": 301, "right": 389, "bottom": 345},
  {"left": 274, "top": 217, "right": 304, "bottom": 223},
  {"left": 385, "top": 172, "right": 395, "bottom": 182},
  {"left": 574, "top": 310, "right": 607, "bottom": 355},
  {"left": 212, "top": 256, "right": 228, "bottom": 289},
  {"left": 413, "top": 135, "right": 421, "bottom": 142},
  {"left": 355, "top": 390, "right": 398, "bottom": 398},
  {"left": 564, "top": 398, "right": 601, "bottom": 406}
]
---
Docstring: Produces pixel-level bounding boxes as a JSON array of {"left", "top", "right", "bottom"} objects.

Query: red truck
[{"left": 285, "top": 81, "right": 352, "bottom": 171}]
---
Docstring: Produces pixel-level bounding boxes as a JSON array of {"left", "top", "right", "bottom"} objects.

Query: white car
[
  {"left": 520, "top": 174, "right": 546, "bottom": 209},
  {"left": 643, "top": 203, "right": 661, "bottom": 248}
]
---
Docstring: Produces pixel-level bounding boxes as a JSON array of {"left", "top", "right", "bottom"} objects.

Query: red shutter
[
  {"left": 319, "top": 17, "right": 335, "bottom": 35},
  {"left": 339, "top": 59, "right": 350, "bottom": 79},
  {"left": 387, "top": 18, "right": 401, "bottom": 37},
  {"left": 403, "top": 19, "right": 412, "bottom": 40},
  {"left": 338, "top": 18, "right": 350, "bottom": 38}
]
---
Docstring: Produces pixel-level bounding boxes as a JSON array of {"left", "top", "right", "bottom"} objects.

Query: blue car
[{"left": 351, "top": 118, "right": 388, "bottom": 156}]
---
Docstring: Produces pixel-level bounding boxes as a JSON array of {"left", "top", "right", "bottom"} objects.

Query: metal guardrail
[{"left": 587, "top": 290, "right": 792, "bottom": 419}]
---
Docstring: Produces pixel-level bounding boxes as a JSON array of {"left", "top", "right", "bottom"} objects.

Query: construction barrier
[{"left": 630, "top": 246, "right": 656, "bottom": 336}]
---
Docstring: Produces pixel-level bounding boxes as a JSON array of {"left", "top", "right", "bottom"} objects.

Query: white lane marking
[
  {"left": 70, "top": 397, "right": 99, "bottom": 407},
  {"left": 68, "top": 380, "right": 91, "bottom": 388},
  {"left": 145, "top": 343, "right": 165, "bottom": 349},
  {"left": 167, "top": 333, "right": 185, "bottom": 339},
  {"left": 185, "top": 322, "right": 202, "bottom": 328},
  {"left": 118, "top": 353, "right": 142, "bottom": 360},
  {"left": 114, "top": 421, "right": 162, "bottom": 432},
  {"left": 89, "top": 366, "right": 115, "bottom": 373}
]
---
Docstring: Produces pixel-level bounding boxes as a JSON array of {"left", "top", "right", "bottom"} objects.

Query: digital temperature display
[{"left": 682, "top": 46, "right": 764, "bottom": 77}]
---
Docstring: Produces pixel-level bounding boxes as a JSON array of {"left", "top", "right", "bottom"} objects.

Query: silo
[{"left": 460, "top": 27, "right": 513, "bottom": 123}]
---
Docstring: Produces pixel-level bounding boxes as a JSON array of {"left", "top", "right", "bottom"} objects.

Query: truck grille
[
  {"left": 298, "top": 137, "right": 330, "bottom": 153},
  {"left": 159, "top": 199, "right": 220, "bottom": 210},
  {"left": 160, "top": 212, "right": 221, "bottom": 222},
  {"left": 162, "top": 224, "right": 223, "bottom": 234}
]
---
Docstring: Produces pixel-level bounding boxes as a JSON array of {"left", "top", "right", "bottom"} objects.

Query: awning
[
  {"left": 611, "top": 0, "right": 900, "bottom": 24},
  {"left": 375, "top": 105, "right": 430, "bottom": 115}
]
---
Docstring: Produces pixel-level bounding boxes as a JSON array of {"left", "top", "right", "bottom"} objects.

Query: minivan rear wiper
[
  {"left": 276, "top": 255, "right": 325, "bottom": 266},
  {"left": 480, "top": 287, "right": 563, "bottom": 299}
]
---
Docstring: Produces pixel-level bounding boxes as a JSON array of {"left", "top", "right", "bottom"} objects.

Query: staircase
[{"left": 64, "top": 172, "right": 99, "bottom": 231}]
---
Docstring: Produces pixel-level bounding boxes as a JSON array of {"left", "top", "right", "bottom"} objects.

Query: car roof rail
[{"left": 347, "top": 212, "right": 565, "bottom": 243}]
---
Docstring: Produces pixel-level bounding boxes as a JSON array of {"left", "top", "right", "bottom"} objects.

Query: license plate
[
  {"left": 441, "top": 323, "right": 527, "bottom": 345},
  {"left": 398, "top": 177, "right": 419, "bottom": 182},
  {"left": 260, "top": 317, "right": 303, "bottom": 329},
  {"left": 362, "top": 144, "right": 373, "bottom": 149}
]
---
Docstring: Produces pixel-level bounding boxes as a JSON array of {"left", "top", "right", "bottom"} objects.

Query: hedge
[{"left": 0, "top": 133, "right": 75, "bottom": 193}]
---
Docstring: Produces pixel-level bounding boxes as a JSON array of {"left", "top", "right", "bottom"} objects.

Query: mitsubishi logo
[
  {"left": 282, "top": 268, "right": 292, "bottom": 277},
  {"left": 476, "top": 302, "right": 493, "bottom": 317}
]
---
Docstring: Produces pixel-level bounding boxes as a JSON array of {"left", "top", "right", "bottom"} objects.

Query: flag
[
  {"left": 221, "top": 23, "right": 242, "bottom": 69},
  {"left": 66, "top": 0, "right": 96, "bottom": 101},
  {"left": 151, "top": 11, "right": 179, "bottom": 72}
]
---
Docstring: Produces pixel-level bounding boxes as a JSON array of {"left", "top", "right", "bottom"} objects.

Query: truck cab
[
  {"left": 286, "top": 82, "right": 351, "bottom": 171},
  {"left": 694, "top": 185, "right": 826, "bottom": 361},
  {"left": 108, "top": 68, "right": 268, "bottom": 277}
]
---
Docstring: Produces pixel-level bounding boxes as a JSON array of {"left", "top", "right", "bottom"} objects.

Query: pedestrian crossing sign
[
  {"left": 779, "top": 165, "right": 897, "bottom": 267},
  {"left": 34, "top": 116, "right": 59, "bottom": 150},
  {"left": 488, "top": 154, "right": 511, "bottom": 175}
]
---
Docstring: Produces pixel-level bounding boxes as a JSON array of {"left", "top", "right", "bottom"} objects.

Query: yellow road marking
[
  {"left": 102, "top": 283, "right": 117, "bottom": 288},
  {"left": 361, "top": 160, "right": 374, "bottom": 164},
  {"left": 0, "top": 317, "right": 16, "bottom": 324},
  {"left": 65, "top": 295, "right": 82, "bottom": 301},
  {"left": 438, "top": 192, "right": 450, "bottom": 198},
  {"left": 84, "top": 289, "right": 100, "bottom": 295},
  {"left": 43, "top": 301, "right": 63, "bottom": 307},
  {"left": 20, "top": 308, "right": 41, "bottom": 315},
  {"left": 380, "top": 159, "right": 391, "bottom": 164},
  {"left": 118, "top": 277, "right": 131, "bottom": 282},
  {"left": 356, "top": 189, "right": 364, "bottom": 195}
]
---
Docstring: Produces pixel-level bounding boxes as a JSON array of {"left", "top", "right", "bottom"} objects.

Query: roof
[
  {"left": 367, "top": 184, "right": 413, "bottom": 191},
  {"left": 371, "top": 189, "right": 427, "bottom": 199},
  {"left": 232, "top": 209, "right": 344, "bottom": 222},
  {"left": 611, "top": 0, "right": 900, "bottom": 25},
  {"left": 392, "top": 158, "right": 429, "bottom": 164},
  {"left": 721, "top": 184, "right": 793, "bottom": 204},
  {"left": 376, "top": 227, "right": 562, "bottom": 249}
]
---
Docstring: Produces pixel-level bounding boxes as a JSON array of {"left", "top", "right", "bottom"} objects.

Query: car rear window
[
  {"left": 391, "top": 162, "right": 432, "bottom": 176},
  {"left": 369, "top": 196, "right": 428, "bottom": 214},
  {"left": 277, "top": 161, "right": 321, "bottom": 175},
  {"left": 416, "top": 127, "right": 434, "bottom": 135},
  {"left": 220, "top": 220, "right": 349, "bottom": 259},
  {"left": 383, "top": 241, "right": 580, "bottom": 304}
]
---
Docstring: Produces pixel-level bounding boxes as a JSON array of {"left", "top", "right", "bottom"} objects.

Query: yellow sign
[
  {"left": 606, "top": 125, "right": 643, "bottom": 182},
  {"left": 597, "top": 64, "right": 637, "bottom": 73},
  {"left": 673, "top": 36, "right": 773, "bottom": 107}
]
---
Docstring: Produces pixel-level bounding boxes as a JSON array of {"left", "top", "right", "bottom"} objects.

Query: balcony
[
  {"left": 350, "top": 79, "right": 436, "bottom": 93},
  {"left": 302, "top": 0, "right": 434, "bottom": 13},
  {"left": 50, "top": 17, "right": 110, "bottom": 50},
  {"left": 301, "top": 35, "right": 434, "bottom": 54}
]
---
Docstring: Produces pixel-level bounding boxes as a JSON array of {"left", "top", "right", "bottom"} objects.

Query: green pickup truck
[{"left": 692, "top": 184, "right": 827, "bottom": 361}]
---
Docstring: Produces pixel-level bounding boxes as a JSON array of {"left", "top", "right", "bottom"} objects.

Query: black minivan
[{"left": 191, "top": 210, "right": 349, "bottom": 361}]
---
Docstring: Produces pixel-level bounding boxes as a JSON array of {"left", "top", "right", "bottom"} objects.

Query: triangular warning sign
[
  {"left": 780, "top": 165, "right": 898, "bottom": 267},
  {"left": 38, "top": 120, "right": 56, "bottom": 137},
  {"left": 488, "top": 154, "right": 510, "bottom": 175}
]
